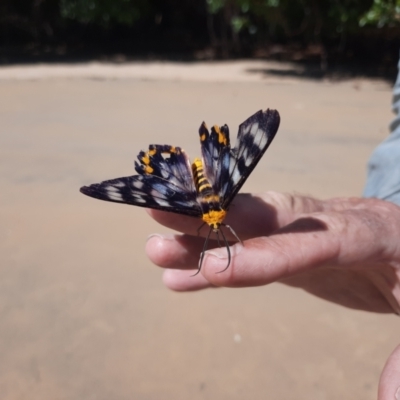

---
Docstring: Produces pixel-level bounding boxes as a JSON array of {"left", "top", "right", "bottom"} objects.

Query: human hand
[
  {"left": 146, "top": 191, "right": 400, "bottom": 399},
  {"left": 146, "top": 192, "right": 400, "bottom": 400},
  {"left": 146, "top": 191, "right": 400, "bottom": 314}
]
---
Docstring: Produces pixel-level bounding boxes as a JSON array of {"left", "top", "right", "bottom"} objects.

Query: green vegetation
[
  {"left": 1, "top": 0, "right": 399, "bottom": 68},
  {"left": 59, "top": 0, "right": 149, "bottom": 26},
  {"left": 360, "top": 0, "right": 400, "bottom": 27}
]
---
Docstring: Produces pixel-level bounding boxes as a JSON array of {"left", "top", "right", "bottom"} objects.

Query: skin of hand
[{"left": 145, "top": 191, "right": 400, "bottom": 400}]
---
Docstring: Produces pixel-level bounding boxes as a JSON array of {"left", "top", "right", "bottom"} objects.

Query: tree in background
[
  {"left": 360, "top": 0, "right": 400, "bottom": 27},
  {"left": 0, "top": 0, "right": 399, "bottom": 68},
  {"left": 59, "top": 0, "right": 150, "bottom": 26}
]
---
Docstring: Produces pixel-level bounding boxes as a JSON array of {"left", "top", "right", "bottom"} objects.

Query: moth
[{"left": 80, "top": 109, "right": 280, "bottom": 274}]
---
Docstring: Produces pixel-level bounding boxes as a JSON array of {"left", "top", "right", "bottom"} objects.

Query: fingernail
[
  {"left": 146, "top": 233, "right": 176, "bottom": 242},
  {"left": 206, "top": 243, "right": 243, "bottom": 259},
  {"left": 395, "top": 386, "right": 400, "bottom": 400}
]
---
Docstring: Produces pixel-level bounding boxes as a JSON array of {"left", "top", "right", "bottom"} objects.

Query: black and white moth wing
[
  {"left": 80, "top": 174, "right": 202, "bottom": 217},
  {"left": 199, "top": 122, "right": 231, "bottom": 192},
  {"left": 81, "top": 144, "right": 203, "bottom": 217},
  {"left": 219, "top": 109, "right": 280, "bottom": 209},
  {"left": 135, "top": 145, "right": 198, "bottom": 195}
]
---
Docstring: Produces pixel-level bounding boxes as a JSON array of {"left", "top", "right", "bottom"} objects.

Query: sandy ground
[{"left": 0, "top": 60, "right": 399, "bottom": 400}]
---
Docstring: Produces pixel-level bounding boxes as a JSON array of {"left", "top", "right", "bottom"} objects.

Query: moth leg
[
  {"left": 216, "top": 228, "right": 231, "bottom": 274},
  {"left": 223, "top": 224, "right": 243, "bottom": 245},
  {"left": 215, "top": 230, "right": 222, "bottom": 248},
  {"left": 191, "top": 227, "right": 213, "bottom": 277}
]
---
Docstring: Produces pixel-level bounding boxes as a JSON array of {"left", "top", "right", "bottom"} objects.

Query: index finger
[{"left": 147, "top": 191, "right": 323, "bottom": 240}]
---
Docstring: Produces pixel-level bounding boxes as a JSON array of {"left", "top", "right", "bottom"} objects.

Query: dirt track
[{"left": 0, "top": 61, "right": 398, "bottom": 400}]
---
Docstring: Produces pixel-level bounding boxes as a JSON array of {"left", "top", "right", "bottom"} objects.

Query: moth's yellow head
[{"left": 202, "top": 210, "right": 226, "bottom": 229}]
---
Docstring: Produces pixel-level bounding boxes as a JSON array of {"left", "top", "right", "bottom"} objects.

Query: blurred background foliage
[{"left": 1, "top": 0, "right": 399, "bottom": 73}]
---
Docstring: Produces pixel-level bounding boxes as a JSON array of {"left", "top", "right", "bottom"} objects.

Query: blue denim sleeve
[{"left": 363, "top": 54, "right": 400, "bottom": 205}]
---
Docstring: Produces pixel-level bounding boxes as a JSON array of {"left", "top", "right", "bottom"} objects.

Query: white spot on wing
[
  {"left": 151, "top": 189, "right": 168, "bottom": 199},
  {"left": 221, "top": 182, "right": 229, "bottom": 195},
  {"left": 154, "top": 198, "right": 170, "bottom": 207},
  {"left": 133, "top": 195, "right": 146, "bottom": 203},
  {"left": 113, "top": 181, "right": 125, "bottom": 188},
  {"left": 258, "top": 133, "right": 268, "bottom": 150},
  {"left": 244, "top": 154, "right": 254, "bottom": 167},
  {"left": 229, "top": 159, "right": 235, "bottom": 174},
  {"left": 242, "top": 124, "right": 251, "bottom": 135},
  {"left": 213, "top": 147, "right": 219, "bottom": 158},
  {"left": 231, "top": 168, "right": 241, "bottom": 185},
  {"left": 241, "top": 147, "right": 253, "bottom": 167},
  {"left": 132, "top": 180, "right": 144, "bottom": 189},
  {"left": 169, "top": 176, "right": 182, "bottom": 187},
  {"left": 107, "top": 187, "right": 123, "bottom": 201},
  {"left": 250, "top": 123, "right": 259, "bottom": 137},
  {"left": 161, "top": 169, "right": 170, "bottom": 179}
]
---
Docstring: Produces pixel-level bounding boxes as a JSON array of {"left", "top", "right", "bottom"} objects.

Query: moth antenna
[
  {"left": 216, "top": 228, "right": 231, "bottom": 274},
  {"left": 223, "top": 224, "right": 243, "bottom": 245},
  {"left": 191, "top": 227, "right": 213, "bottom": 277}
]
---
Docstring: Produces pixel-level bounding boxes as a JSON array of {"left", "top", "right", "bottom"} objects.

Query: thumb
[{"left": 378, "top": 344, "right": 400, "bottom": 400}]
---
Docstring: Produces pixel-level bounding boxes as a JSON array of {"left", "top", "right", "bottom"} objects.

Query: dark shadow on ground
[
  {"left": 0, "top": 45, "right": 398, "bottom": 83},
  {"left": 246, "top": 62, "right": 398, "bottom": 82}
]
